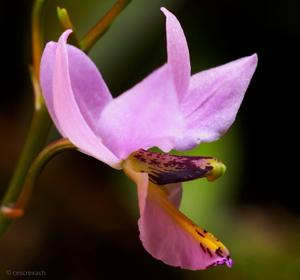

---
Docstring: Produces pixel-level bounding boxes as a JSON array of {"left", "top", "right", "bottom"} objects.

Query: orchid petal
[
  {"left": 40, "top": 42, "right": 63, "bottom": 134},
  {"left": 40, "top": 34, "right": 112, "bottom": 134},
  {"left": 97, "top": 65, "right": 185, "bottom": 159},
  {"left": 124, "top": 166, "right": 232, "bottom": 270},
  {"left": 49, "top": 30, "right": 120, "bottom": 168},
  {"left": 180, "top": 54, "right": 257, "bottom": 145},
  {"left": 140, "top": 178, "right": 231, "bottom": 269},
  {"left": 161, "top": 7, "right": 190, "bottom": 99}
]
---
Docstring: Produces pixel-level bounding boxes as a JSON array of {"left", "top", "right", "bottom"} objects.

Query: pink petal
[
  {"left": 49, "top": 30, "right": 120, "bottom": 168},
  {"left": 40, "top": 42, "right": 64, "bottom": 135},
  {"left": 161, "top": 7, "right": 191, "bottom": 99},
  {"left": 97, "top": 64, "right": 185, "bottom": 159},
  {"left": 137, "top": 175, "right": 232, "bottom": 270},
  {"left": 124, "top": 166, "right": 232, "bottom": 270},
  {"left": 40, "top": 33, "right": 112, "bottom": 135},
  {"left": 181, "top": 54, "right": 258, "bottom": 145}
]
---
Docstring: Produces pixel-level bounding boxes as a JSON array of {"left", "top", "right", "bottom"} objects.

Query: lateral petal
[
  {"left": 40, "top": 32, "right": 112, "bottom": 135},
  {"left": 40, "top": 41, "right": 63, "bottom": 134},
  {"left": 181, "top": 54, "right": 258, "bottom": 145},
  {"left": 50, "top": 30, "right": 120, "bottom": 168}
]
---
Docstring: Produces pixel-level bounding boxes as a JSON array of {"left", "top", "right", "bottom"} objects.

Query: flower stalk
[
  {"left": 0, "top": 106, "right": 51, "bottom": 236},
  {"left": 0, "top": 139, "right": 74, "bottom": 236},
  {"left": 32, "top": 0, "right": 44, "bottom": 80},
  {"left": 80, "top": 0, "right": 131, "bottom": 52}
]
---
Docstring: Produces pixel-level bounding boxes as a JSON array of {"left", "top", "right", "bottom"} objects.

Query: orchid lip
[{"left": 124, "top": 162, "right": 232, "bottom": 270}]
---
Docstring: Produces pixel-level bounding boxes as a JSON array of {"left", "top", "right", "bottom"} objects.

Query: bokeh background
[{"left": 1, "top": 0, "right": 299, "bottom": 279}]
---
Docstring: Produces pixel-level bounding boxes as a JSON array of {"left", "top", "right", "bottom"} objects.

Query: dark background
[{"left": 0, "top": 0, "right": 299, "bottom": 279}]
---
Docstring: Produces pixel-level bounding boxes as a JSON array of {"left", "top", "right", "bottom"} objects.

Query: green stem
[
  {"left": 32, "top": 0, "right": 44, "bottom": 80},
  {"left": 0, "top": 139, "right": 74, "bottom": 236},
  {"left": 0, "top": 0, "right": 50, "bottom": 236},
  {"left": 0, "top": 106, "right": 51, "bottom": 235},
  {"left": 3, "top": 108, "right": 50, "bottom": 204},
  {"left": 80, "top": 0, "right": 131, "bottom": 52},
  {"left": 15, "top": 139, "right": 74, "bottom": 210}
]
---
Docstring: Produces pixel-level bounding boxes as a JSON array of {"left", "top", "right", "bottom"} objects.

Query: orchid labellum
[{"left": 40, "top": 7, "right": 257, "bottom": 270}]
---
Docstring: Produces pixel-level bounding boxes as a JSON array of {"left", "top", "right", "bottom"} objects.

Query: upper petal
[
  {"left": 97, "top": 64, "right": 185, "bottom": 160},
  {"left": 40, "top": 32, "right": 112, "bottom": 135},
  {"left": 161, "top": 7, "right": 191, "bottom": 99},
  {"left": 124, "top": 165, "right": 232, "bottom": 270},
  {"left": 44, "top": 30, "right": 120, "bottom": 168},
  {"left": 180, "top": 54, "right": 258, "bottom": 145}
]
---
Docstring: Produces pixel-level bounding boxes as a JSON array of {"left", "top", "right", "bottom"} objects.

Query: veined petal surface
[
  {"left": 180, "top": 54, "right": 258, "bottom": 144},
  {"left": 97, "top": 65, "right": 185, "bottom": 160}
]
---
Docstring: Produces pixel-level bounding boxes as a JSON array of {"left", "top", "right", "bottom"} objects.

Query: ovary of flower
[{"left": 40, "top": 7, "right": 257, "bottom": 270}]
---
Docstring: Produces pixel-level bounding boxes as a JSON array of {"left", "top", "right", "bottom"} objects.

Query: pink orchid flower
[{"left": 40, "top": 7, "right": 257, "bottom": 270}]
